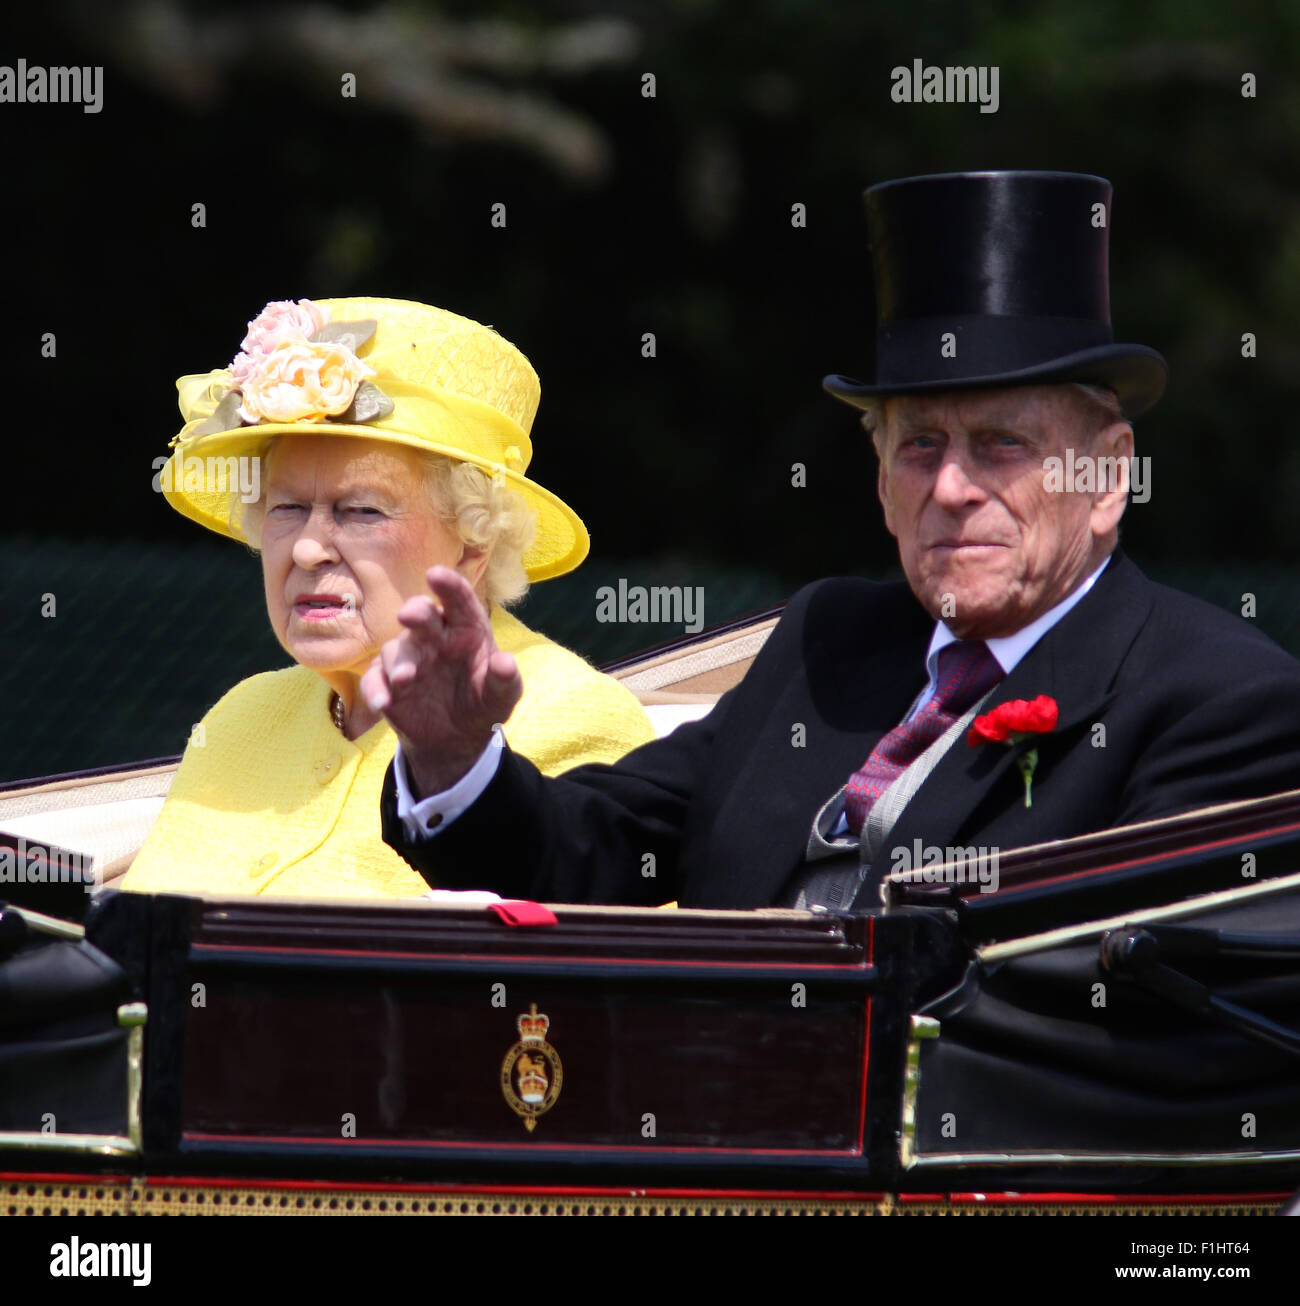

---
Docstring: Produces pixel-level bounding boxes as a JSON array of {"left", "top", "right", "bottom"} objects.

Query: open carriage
[{"left": 4, "top": 608, "right": 1300, "bottom": 1216}]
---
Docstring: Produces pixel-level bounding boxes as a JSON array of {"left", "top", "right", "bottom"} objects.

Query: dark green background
[{"left": 2, "top": 0, "right": 1297, "bottom": 782}]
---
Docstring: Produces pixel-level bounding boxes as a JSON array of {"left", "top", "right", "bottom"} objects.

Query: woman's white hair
[{"left": 229, "top": 437, "right": 537, "bottom": 608}]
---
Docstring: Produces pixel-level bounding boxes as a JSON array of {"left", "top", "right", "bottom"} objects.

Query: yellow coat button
[
  {"left": 250, "top": 853, "right": 275, "bottom": 878},
  {"left": 316, "top": 755, "right": 341, "bottom": 784}
]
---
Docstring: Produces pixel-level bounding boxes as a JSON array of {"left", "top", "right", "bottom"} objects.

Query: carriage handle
[{"left": 1100, "top": 924, "right": 1300, "bottom": 1060}]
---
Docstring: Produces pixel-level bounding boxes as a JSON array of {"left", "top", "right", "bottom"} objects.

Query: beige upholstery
[
  {"left": 0, "top": 761, "right": 177, "bottom": 887},
  {"left": 617, "top": 616, "right": 777, "bottom": 736},
  {"left": 613, "top": 617, "right": 778, "bottom": 700}
]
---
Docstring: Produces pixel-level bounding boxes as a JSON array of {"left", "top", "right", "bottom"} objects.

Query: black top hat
[{"left": 823, "top": 171, "right": 1167, "bottom": 418}]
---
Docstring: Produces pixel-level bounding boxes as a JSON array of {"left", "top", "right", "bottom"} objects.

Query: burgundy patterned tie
[{"left": 843, "top": 640, "right": 1004, "bottom": 836}]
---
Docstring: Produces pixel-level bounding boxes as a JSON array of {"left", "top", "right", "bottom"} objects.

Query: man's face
[
  {"left": 259, "top": 437, "right": 483, "bottom": 681},
  {"left": 875, "top": 386, "right": 1132, "bottom": 639}
]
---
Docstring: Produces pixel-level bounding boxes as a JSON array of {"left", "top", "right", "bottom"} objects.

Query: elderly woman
[{"left": 122, "top": 296, "right": 653, "bottom": 897}]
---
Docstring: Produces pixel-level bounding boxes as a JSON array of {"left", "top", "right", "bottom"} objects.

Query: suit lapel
[
  {"left": 851, "top": 550, "right": 1154, "bottom": 907},
  {"left": 723, "top": 583, "right": 933, "bottom": 906}
]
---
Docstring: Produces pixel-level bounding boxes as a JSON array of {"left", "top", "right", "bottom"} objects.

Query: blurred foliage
[{"left": 2, "top": 0, "right": 1299, "bottom": 776}]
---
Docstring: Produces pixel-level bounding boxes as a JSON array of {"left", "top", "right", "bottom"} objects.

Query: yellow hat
[{"left": 159, "top": 296, "right": 589, "bottom": 581}]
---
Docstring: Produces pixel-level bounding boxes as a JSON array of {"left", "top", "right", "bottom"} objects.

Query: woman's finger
[
  {"left": 425, "top": 567, "right": 484, "bottom": 632},
  {"left": 359, "top": 656, "right": 390, "bottom": 712},
  {"left": 379, "top": 630, "right": 423, "bottom": 689},
  {"left": 395, "top": 593, "right": 444, "bottom": 636}
]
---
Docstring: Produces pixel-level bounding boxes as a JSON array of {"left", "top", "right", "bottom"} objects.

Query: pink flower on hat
[
  {"left": 238, "top": 339, "right": 375, "bottom": 424},
  {"left": 230, "top": 299, "right": 331, "bottom": 385}
]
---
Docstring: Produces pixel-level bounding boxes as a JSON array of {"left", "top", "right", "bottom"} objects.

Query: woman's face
[{"left": 259, "top": 436, "right": 485, "bottom": 682}]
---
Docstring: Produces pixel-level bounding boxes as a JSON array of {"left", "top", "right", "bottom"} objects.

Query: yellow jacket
[{"left": 121, "top": 607, "right": 653, "bottom": 898}]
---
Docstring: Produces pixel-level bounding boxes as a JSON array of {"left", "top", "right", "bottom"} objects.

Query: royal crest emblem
[{"left": 500, "top": 1003, "right": 563, "bottom": 1132}]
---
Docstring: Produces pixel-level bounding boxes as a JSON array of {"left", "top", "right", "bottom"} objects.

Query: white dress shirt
[
  {"left": 393, "top": 725, "right": 506, "bottom": 839},
  {"left": 907, "top": 553, "right": 1109, "bottom": 719}
]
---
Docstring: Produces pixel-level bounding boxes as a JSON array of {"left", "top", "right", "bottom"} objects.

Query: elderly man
[{"left": 366, "top": 171, "right": 1300, "bottom": 910}]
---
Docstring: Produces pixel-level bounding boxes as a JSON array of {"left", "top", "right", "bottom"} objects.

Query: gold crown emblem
[
  {"left": 501, "top": 1003, "right": 562, "bottom": 1131},
  {"left": 516, "top": 1054, "right": 549, "bottom": 1103},
  {"left": 517, "top": 1003, "right": 549, "bottom": 1042}
]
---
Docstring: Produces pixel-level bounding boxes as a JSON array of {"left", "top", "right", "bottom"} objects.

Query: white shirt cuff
[{"left": 394, "top": 727, "right": 504, "bottom": 841}]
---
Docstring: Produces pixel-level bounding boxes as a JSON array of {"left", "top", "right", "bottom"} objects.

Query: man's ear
[{"left": 1090, "top": 420, "right": 1134, "bottom": 536}]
